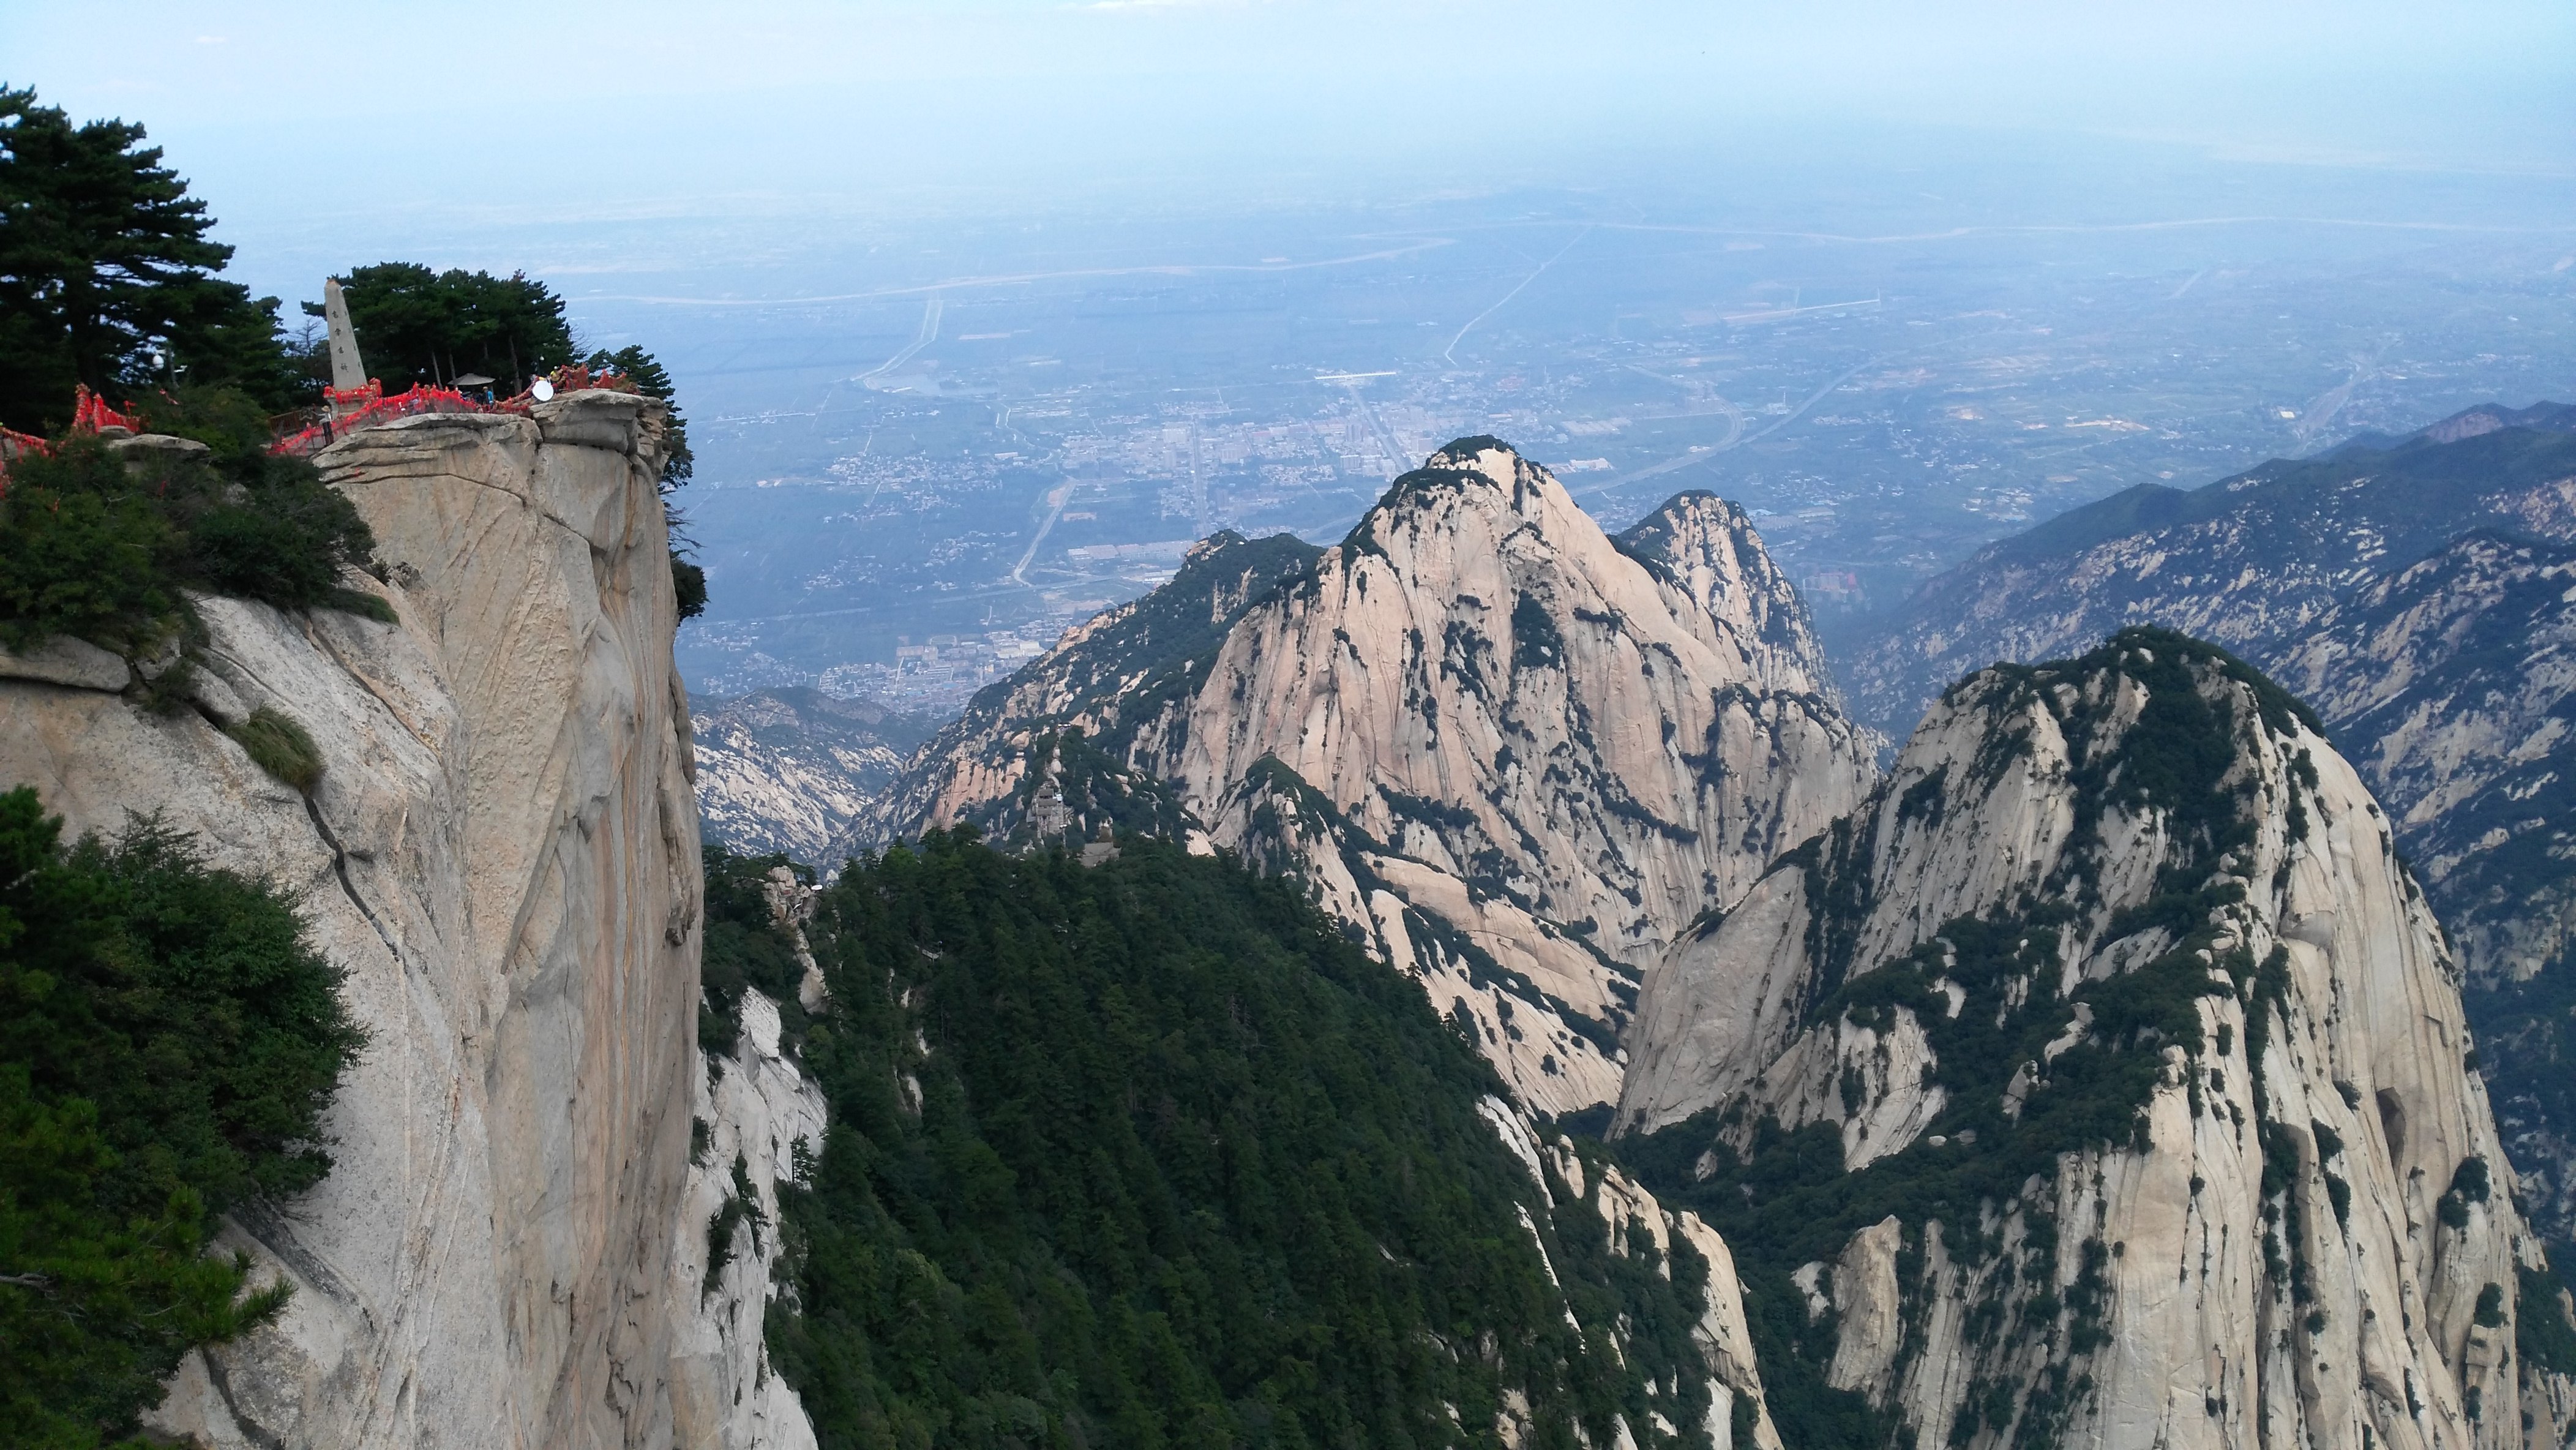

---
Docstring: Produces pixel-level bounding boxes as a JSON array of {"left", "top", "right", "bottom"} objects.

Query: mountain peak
[
  {"left": 1620, "top": 623, "right": 2541, "bottom": 1449},
  {"left": 872, "top": 438, "right": 1875, "bottom": 1114},
  {"left": 1425, "top": 433, "right": 1521, "bottom": 469},
  {"left": 1349, "top": 437, "right": 1555, "bottom": 548}
]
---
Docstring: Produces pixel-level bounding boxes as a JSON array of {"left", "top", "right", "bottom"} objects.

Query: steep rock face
[
  {"left": 668, "top": 971, "right": 826, "bottom": 1449},
  {"left": 864, "top": 527, "right": 1324, "bottom": 840},
  {"left": 691, "top": 687, "right": 927, "bottom": 869},
  {"left": 1515, "top": 1123, "right": 1788, "bottom": 1450},
  {"left": 1171, "top": 441, "right": 1865, "bottom": 964},
  {"left": 872, "top": 440, "right": 1876, "bottom": 1113},
  {"left": 1846, "top": 407, "right": 2576, "bottom": 1252},
  {"left": 2273, "top": 532, "right": 2576, "bottom": 985},
  {"left": 1619, "top": 630, "right": 2574, "bottom": 1449},
  {"left": 2272, "top": 531, "right": 2576, "bottom": 1250},
  {"left": 1, "top": 396, "right": 704, "bottom": 1449}
]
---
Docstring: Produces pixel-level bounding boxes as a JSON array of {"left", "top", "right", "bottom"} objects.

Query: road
[
  {"left": 1333, "top": 380, "right": 1413, "bottom": 477},
  {"left": 1443, "top": 226, "right": 1591, "bottom": 365},
  {"left": 860, "top": 298, "right": 943, "bottom": 391},
  {"left": 1011, "top": 479, "right": 1078, "bottom": 585},
  {"left": 2294, "top": 356, "right": 2378, "bottom": 445}
]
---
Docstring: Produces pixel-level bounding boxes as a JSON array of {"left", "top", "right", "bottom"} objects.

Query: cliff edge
[{"left": 1, "top": 394, "right": 705, "bottom": 1448}]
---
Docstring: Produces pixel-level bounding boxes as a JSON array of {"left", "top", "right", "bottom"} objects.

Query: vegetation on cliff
[
  {"left": 730, "top": 832, "right": 1709, "bottom": 1449},
  {"left": 0, "top": 430, "right": 384, "bottom": 655},
  {"left": 698, "top": 844, "right": 815, "bottom": 1059},
  {"left": 0, "top": 81, "right": 707, "bottom": 632},
  {"left": 0, "top": 789, "right": 365, "bottom": 1448},
  {"left": 1844, "top": 410, "right": 2576, "bottom": 1253},
  {"left": 1617, "top": 631, "right": 2351, "bottom": 1446}
]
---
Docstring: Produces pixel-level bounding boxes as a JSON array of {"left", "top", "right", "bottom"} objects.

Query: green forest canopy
[
  {"left": 720, "top": 832, "right": 1716, "bottom": 1450},
  {"left": 0, "top": 789, "right": 365, "bottom": 1448},
  {"left": 309, "top": 262, "right": 572, "bottom": 397}
]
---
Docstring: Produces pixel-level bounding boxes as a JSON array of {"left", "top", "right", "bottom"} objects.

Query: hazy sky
[{"left": 7, "top": 1, "right": 2571, "bottom": 277}]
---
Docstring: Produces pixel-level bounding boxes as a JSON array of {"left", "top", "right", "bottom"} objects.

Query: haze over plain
[{"left": 10, "top": 0, "right": 2574, "bottom": 703}]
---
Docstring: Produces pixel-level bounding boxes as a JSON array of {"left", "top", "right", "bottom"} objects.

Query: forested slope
[{"left": 720, "top": 833, "right": 1761, "bottom": 1450}]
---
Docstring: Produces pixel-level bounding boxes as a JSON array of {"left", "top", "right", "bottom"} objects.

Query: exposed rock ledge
[{"left": 1, "top": 395, "right": 708, "bottom": 1448}]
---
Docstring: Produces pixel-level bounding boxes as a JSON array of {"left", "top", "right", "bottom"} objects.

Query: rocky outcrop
[
  {"left": 2, "top": 396, "right": 705, "bottom": 1448},
  {"left": 668, "top": 978, "right": 825, "bottom": 1448},
  {"left": 2271, "top": 532, "right": 2576, "bottom": 987},
  {"left": 1477, "top": 1100, "right": 1786, "bottom": 1450},
  {"left": 1619, "top": 629, "right": 2575, "bottom": 1449},
  {"left": 871, "top": 439, "right": 1877, "bottom": 1114},
  {"left": 2271, "top": 530, "right": 2576, "bottom": 1250},
  {"left": 864, "top": 527, "right": 1325, "bottom": 841},
  {"left": 1844, "top": 405, "right": 2576, "bottom": 1252},
  {"left": 1170, "top": 441, "right": 1866, "bottom": 967},
  {"left": 691, "top": 687, "right": 927, "bottom": 870}
]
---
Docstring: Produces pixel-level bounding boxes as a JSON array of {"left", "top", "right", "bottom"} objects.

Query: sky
[{"left": 9, "top": 1, "right": 2572, "bottom": 241}]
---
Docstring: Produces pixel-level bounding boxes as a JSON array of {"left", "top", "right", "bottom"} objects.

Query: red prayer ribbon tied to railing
[
  {"left": 324, "top": 379, "right": 383, "bottom": 411},
  {"left": 3, "top": 368, "right": 646, "bottom": 483},
  {"left": 269, "top": 381, "right": 528, "bottom": 457},
  {"left": 0, "top": 429, "right": 45, "bottom": 501},
  {"left": 268, "top": 367, "right": 640, "bottom": 457},
  {"left": 0, "top": 385, "right": 138, "bottom": 495},
  {"left": 70, "top": 384, "right": 141, "bottom": 437}
]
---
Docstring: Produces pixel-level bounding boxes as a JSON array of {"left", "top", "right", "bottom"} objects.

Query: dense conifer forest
[{"left": 702, "top": 833, "right": 1713, "bottom": 1450}]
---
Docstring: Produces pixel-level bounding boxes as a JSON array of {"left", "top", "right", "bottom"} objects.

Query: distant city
[{"left": 526, "top": 147, "right": 2576, "bottom": 710}]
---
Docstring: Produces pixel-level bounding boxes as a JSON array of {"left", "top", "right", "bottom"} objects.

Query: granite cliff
[
  {"left": 0, "top": 396, "right": 782, "bottom": 1448},
  {"left": 1843, "top": 403, "right": 2576, "bottom": 1250},
  {"left": 1619, "top": 629, "right": 2576, "bottom": 1449},
  {"left": 867, "top": 438, "right": 1878, "bottom": 1115},
  {"left": 2269, "top": 531, "right": 2576, "bottom": 1249}
]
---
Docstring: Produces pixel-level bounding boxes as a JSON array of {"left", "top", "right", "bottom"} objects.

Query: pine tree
[
  {"left": 0, "top": 789, "right": 365, "bottom": 1444},
  {"left": 584, "top": 344, "right": 694, "bottom": 487},
  {"left": 316, "top": 263, "right": 575, "bottom": 395},
  {"left": 0, "top": 87, "right": 301, "bottom": 432}
]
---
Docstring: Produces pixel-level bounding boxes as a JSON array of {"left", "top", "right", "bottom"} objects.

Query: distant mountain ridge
[
  {"left": 1849, "top": 402, "right": 2576, "bottom": 736},
  {"left": 1846, "top": 400, "right": 2576, "bottom": 1249},
  {"left": 690, "top": 686, "right": 930, "bottom": 866}
]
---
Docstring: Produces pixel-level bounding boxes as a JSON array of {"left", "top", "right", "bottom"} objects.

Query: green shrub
[
  {"left": 0, "top": 787, "right": 365, "bottom": 1444},
  {"left": 2520, "top": 1261, "right": 2576, "bottom": 1374},
  {"left": 696, "top": 846, "right": 809, "bottom": 1059},
  {"left": 670, "top": 551, "right": 706, "bottom": 621},
  {"left": 0, "top": 426, "right": 380, "bottom": 655},
  {"left": 0, "top": 449, "right": 181, "bottom": 653},
  {"left": 184, "top": 454, "right": 375, "bottom": 609},
  {"left": 225, "top": 708, "right": 323, "bottom": 794},
  {"left": 702, "top": 1152, "right": 763, "bottom": 1298}
]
